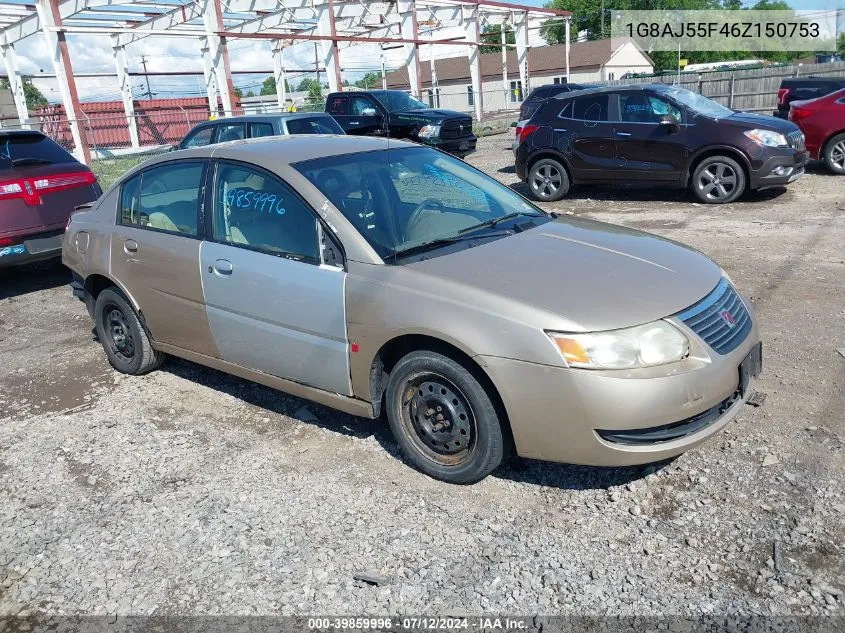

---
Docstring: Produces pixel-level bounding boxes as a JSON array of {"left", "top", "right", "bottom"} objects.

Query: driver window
[
  {"left": 648, "top": 95, "right": 683, "bottom": 122},
  {"left": 213, "top": 163, "right": 319, "bottom": 263}
]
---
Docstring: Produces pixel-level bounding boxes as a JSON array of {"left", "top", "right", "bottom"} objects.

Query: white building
[{"left": 386, "top": 39, "right": 654, "bottom": 114}]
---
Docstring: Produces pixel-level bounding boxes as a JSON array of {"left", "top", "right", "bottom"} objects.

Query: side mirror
[
  {"left": 659, "top": 114, "right": 680, "bottom": 134},
  {"left": 361, "top": 107, "right": 378, "bottom": 117}
]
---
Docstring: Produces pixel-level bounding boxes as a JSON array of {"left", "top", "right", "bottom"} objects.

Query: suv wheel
[
  {"left": 385, "top": 350, "right": 505, "bottom": 484},
  {"left": 94, "top": 288, "right": 164, "bottom": 375},
  {"left": 691, "top": 156, "right": 746, "bottom": 204},
  {"left": 528, "top": 158, "right": 570, "bottom": 202},
  {"left": 823, "top": 133, "right": 845, "bottom": 174}
]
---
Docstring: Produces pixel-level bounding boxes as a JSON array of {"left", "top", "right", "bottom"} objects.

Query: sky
[{"left": 4, "top": 0, "right": 843, "bottom": 104}]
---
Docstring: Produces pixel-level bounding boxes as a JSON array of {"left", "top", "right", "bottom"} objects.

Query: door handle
[
  {"left": 212, "top": 259, "right": 233, "bottom": 276},
  {"left": 123, "top": 239, "right": 138, "bottom": 253},
  {"left": 350, "top": 121, "right": 359, "bottom": 125},
  {"left": 615, "top": 131, "right": 632, "bottom": 137}
]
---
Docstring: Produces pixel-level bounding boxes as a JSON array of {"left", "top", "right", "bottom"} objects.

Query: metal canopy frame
[{"left": 0, "top": 0, "right": 570, "bottom": 163}]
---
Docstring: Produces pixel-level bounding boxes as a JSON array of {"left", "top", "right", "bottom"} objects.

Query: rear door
[
  {"left": 0, "top": 133, "right": 99, "bottom": 237},
  {"left": 553, "top": 94, "right": 616, "bottom": 180},
  {"left": 199, "top": 160, "right": 351, "bottom": 395},
  {"left": 109, "top": 160, "right": 219, "bottom": 357},
  {"left": 612, "top": 91, "right": 686, "bottom": 182}
]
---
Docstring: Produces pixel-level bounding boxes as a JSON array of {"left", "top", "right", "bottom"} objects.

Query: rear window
[
  {"left": 285, "top": 116, "right": 344, "bottom": 135},
  {"left": 0, "top": 133, "right": 77, "bottom": 170}
]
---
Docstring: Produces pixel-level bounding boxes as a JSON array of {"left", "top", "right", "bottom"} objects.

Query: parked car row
[{"left": 62, "top": 135, "right": 762, "bottom": 483}]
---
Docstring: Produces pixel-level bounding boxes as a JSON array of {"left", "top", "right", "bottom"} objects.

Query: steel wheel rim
[
  {"left": 400, "top": 372, "right": 476, "bottom": 466},
  {"left": 831, "top": 141, "right": 845, "bottom": 170},
  {"left": 531, "top": 163, "right": 562, "bottom": 198},
  {"left": 103, "top": 304, "right": 135, "bottom": 362},
  {"left": 697, "top": 162, "right": 738, "bottom": 200}
]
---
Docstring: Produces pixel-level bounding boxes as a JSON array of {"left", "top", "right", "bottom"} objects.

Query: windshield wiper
[
  {"left": 394, "top": 230, "right": 512, "bottom": 259},
  {"left": 457, "top": 211, "right": 545, "bottom": 235},
  {"left": 11, "top": 157, "right": 52, "bottom": 167}
]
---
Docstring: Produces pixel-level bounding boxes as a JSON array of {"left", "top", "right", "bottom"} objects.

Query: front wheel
[
  {"left": 691, "top": 155, "right": 746, "bottom": 204},
  {"left": 823, "top": 133, "right": 845, "bottom": 175},
  {"left": 385, "top": 351, "right": 505, "bottom": 484},
  {"left": 528, "top": 158, "right": 570, "bottom": 202}
]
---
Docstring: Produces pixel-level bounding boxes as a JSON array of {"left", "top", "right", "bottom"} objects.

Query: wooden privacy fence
[{"left": 606, "top": 61, "right": 845, "bottom": 113}]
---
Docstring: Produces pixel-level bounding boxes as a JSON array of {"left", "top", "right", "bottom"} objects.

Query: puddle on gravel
[{"left": 0, "top": 352, "right": 114, "bottom": 417}]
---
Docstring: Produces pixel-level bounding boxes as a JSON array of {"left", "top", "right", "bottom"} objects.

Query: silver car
[{"left": 63, "top": 135, "right": 762, "bottom": 484}]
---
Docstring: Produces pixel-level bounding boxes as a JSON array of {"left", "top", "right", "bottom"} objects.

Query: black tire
[
  {"left": 823, "top": 133, "right": 845, "bottom": 175},
  {"left": 527, "top": 158, "right": 570, "bottom": 202},
  {"left": 94, "top": 287, "right": 164, "bottom": 375},
  {"left": 691, "top": 155, "right": 746, "bottom": 204},
  {"left": 385, "top": 350, "right": 504, "bottom": 484}
]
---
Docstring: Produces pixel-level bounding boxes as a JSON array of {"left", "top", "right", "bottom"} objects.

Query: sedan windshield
[
  {"left": 658, "top": 86, "right": 733, "bottom": 119},
  {"left": 369, "top": 90, "right": 429, "bottom": 113},
  {"left": 294, "top": 147, "right": 547, "bottom": 261}
]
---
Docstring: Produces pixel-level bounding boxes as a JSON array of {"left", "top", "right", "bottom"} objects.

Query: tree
[
  {"left": 296, "top": 77, "right": 323, "bottom": 102},
  {"left": 259, "top": 76, "right": 292, "bottom": 96},
  {"left": 354, "top": 72, "right": 382, "bottom": 89},
  {"left": 0, "top": 76, "right": 48, "bottom": 108},
  {"left": 479, "top": 24, "right": 515, "bottom": 54},
  {"left": 246, "top": 90, "right": 255, "bottom": 97},
  {"left": 839, "top": 33, "right": 845, "bottom": 56},
  {"left": 233, "top": 87, "right": 243, "bottom": 98}
]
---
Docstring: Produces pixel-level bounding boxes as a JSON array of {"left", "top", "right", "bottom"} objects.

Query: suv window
[
  {"left": 285, "top": 116, "right": 344, "bottom": 135},
  {"left": 217, "top": 123, "right": 246, "bottom": 143},
  {"left": 125, "top": 161, "right": 204, "bottom": 236},
  {"left": 248, "top": 122, "right": 274, "bottom": 138},
  {"left": 619, "top": 92, "right": 682, "bottom": 123},
  {"left": 0, "top": 132, "right": 77, "bottom": 169},
  {"left": 213, "top": 162, "right": 318, "bottom": 263},
  {"left": 571, "top": 95, "right": 609, "bottom": 122},
  {"left": 182, "top": 126, "right": 215, "bottom": 148},
  {"left": 327, "top": 96, "right": 348, "bottom": 115}
]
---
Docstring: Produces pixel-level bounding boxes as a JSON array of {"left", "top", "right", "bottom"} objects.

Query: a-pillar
[
  {"left": 316, "top": 0, "right": 342, "bottom": 93},
  {"left": 515, "top": 11, "right": 530, "bottom": 102},
  {"left": 35, "top": 0, "right": 91, "bottom": 164},
  {"left": 0, "top": 34, "right": 30, "bottom": 129},
  {"left": 202, "top": 0, "right": 235, "bottom": 116},
  {"left": 272, "top": 40, "right": 288, "bottom": 109},
  {"left": 466, "top": 5, "right": 483, "bottom": 121},
  {"left": 111, "top": 35, "right": 139, "bottom": 148},
  {"left": 398, "top": 0, "right": 421, "bottom": 97}
]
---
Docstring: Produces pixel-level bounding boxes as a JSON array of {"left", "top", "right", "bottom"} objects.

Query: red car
[
  {"left": 1, "top": 130, "right": 101, "bottom": 268},
  {"left": 788, "top": 88, "right": 845, "bottom": 175}
]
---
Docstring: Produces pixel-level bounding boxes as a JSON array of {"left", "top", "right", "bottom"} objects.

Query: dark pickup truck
[
  {"left": 325, "top": 90, "right": 476, "bottom": 157},
  {"left": 775, "top": 77, "right": 845, "bottom": 118}
]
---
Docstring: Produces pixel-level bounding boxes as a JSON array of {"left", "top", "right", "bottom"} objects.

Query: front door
[
  {"left": 108, "top": 159, "right": 219, "bottom": 357},
  {"left": 199, "top": 160, "right": 351, "bottom": 395},
  {"left": 612, "top": 91, "right": 686, "bottom": 182}
]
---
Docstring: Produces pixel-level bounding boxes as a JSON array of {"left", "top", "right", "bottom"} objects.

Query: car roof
[
  {"left": 194, "top": 113, "right": 333, "bottom": 126},
  {"left": 0, "top": 129, "right": 46, "bottom": 137},
  {"left": 551, "top": 83, "right": 669, "bottom": 100}
]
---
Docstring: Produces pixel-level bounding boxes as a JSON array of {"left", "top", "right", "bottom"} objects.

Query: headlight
[
  {"left": 548, "top": 321, "right": 689, "bottom": 369},
  {"left": 743, "top": 129, "right": 788, "bottom": 148},
  {"left": 417, "top": 124, "right": 441, "bottom": 139}
]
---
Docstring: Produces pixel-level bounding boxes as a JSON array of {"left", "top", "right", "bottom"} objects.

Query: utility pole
[
  {"left": 139, "top": 54, "right": 153, "bottom": 99},
  {"left": 314, "top": 42, "right": 320, "bottom": 85}
]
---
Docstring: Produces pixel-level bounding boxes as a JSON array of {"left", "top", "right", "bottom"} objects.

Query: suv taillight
[
  {"left": 777, "top": 88, "right": 790, "bottom": 105},
  {"left": 0, "top": 170, "right": 96, "bottom": 206},
  {"left": 518, "top": 124, "right": 539, "bottom": 143}
]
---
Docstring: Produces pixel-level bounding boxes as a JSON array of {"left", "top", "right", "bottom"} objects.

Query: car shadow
[
  {"left": 805, "top": 160, "right": 837, "bottom": 176},
  {"left": 0, "top": 259, "right": 71, "bottom": 301},
  {"left": 157, "top": 357, "right": 662, "bottom": 491}
]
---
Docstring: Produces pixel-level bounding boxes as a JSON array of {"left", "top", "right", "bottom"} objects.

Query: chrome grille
[
  {"left": 441, "top": 118, "right": 473, "bottom": 139},
  {"left": 788, "top": 130, "right": 805, "bottom": 151},
  {"left": 676, "top": 278, "right": 751, "bottom": 355}
]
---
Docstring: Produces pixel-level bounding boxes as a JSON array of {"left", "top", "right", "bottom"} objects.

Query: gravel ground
[{"left": 1, "top": 135, "right": 844, "bottom": 617}]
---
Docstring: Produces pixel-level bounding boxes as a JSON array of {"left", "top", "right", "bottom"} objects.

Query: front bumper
[
  {"left": 0, "top": 230, "right": 65, "bottom": 268},
  {"left": 476, "top": 320, "right": 761, "bottom": 467},
  {"left": 422, "top": 135, "right": 477, "bottom": 157},
  {"left": 749, "top": 149, "right": 809, "bottom": 189}
]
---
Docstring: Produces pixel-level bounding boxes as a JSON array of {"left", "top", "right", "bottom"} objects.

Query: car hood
[
  {"left": 725, "top": 111, "right": 799, "bottom": 133},
  {"left": 394, "top": 108, "right": 469, "bottom": 123},
  {"left": 404, "top": 217, "right": 723, "bottom": 332}
]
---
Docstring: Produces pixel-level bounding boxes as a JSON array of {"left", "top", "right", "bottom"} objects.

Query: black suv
[
  {"left": 519, "top": 82, "right": 587, "bottom": 121},
  {"left": 325, "top": 90, "right": 476, "bottom": 157},
  {"left": 515, "top": 84, "right": 808, "bottom": 204},
  {"left": 176, "top": 113, "right": 344, "bottom": 150}
]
